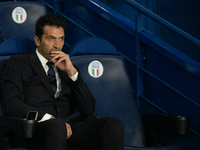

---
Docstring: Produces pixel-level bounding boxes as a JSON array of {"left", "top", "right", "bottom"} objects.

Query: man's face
[{"left": 34, "top": 25, "right": 65, "bottom": 60}]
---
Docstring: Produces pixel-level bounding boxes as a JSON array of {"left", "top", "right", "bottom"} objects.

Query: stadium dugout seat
[
  {"left": 69, "top": 37, "right": 184, "bottom": 150},
  {"left": 0, "top": 37, "right": 184, "bottom": 150},
  {"left": 0, "top": 1, "right": 47, "bottom": 43}
]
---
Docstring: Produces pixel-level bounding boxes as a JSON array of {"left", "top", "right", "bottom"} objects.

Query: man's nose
[{"left": 53, "top": 39, "right": 59, "bottom": 49}]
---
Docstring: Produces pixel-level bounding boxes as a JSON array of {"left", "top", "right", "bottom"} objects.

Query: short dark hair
[{"left": 35, "top": 13, "right": 66, "bottom": 40}]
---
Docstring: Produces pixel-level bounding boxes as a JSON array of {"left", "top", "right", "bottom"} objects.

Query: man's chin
[
  {"left": 48, "top": 58, "right": 53, "bottom": 61},
  {"left": 45, "top": 55, "right": 52, "bottom": 61}
]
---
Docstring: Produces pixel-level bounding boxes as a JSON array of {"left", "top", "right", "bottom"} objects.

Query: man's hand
[
  {"left": 50, "top": 51, "right": 77, "bottom": 77},
  {"left": 50, "top": 116, "right": 55, "bottom": 119},
  {"left": 65, "top": 123, "right": 72, "bottom": 139},
  {"left": 50, "top": 117, "right": 72, "bottom": 139}
]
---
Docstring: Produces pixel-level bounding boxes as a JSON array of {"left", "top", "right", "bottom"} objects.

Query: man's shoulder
[
  {"left": 2, "top": 53, "right": 35, "bottom": 77},
  {"left": 10, "top": 53, "right": 31, "bottom": 60},
  {"left": 9, "top": 52, "right": 33, "bottom": 64},
  {"left": 6, "top": 53, "right": 35, "bottom": 70}
]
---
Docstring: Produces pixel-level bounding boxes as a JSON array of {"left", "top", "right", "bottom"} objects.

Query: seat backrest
[
  {"left": 69, "top": 37, "right": 119, "bottom": 56},
  {"left": 0, "top": 37, "right": 36, "bottom": 116},
  {"left": 70, "top": 37, "right": 146, "bottom": 147},
  {"left": 0, "top": 1, "right": 47, "bottom": 43},
  {"left": 0, "top": 37, "right": 36, "bottom": 56}
]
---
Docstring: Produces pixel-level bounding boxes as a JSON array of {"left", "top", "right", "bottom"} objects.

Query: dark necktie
[{"left": 46, "top": 62, "right": 57, "bottom": 94}]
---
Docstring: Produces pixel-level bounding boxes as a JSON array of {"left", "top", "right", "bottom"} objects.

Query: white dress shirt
[{"left": 35, "top": 49, "right": 78, "bottom": 122}]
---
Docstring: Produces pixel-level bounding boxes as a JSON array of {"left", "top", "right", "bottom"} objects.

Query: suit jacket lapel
[{"left": 29, "top": 51, "right": 55, "bottom": 97}]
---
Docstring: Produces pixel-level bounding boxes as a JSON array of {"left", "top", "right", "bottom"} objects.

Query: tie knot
[{"left": 47, "top": 62, "right": 54, "bottom": 68}]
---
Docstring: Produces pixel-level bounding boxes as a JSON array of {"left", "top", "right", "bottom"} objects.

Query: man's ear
[{"left": 34, "top": 35, "right": 40, "bottom": 47}]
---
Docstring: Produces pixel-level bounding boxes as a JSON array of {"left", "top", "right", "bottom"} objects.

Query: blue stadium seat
[
  {"left": 0, "top": 37, "right": 182, "bottom": 150},
  {"left": 0, "top": 37, "right": 36, "bottom": 56},
  {"left": 0, "top": 1, "right": 47, "bottom": 43},
  {"left": 69, "top": 37, "right": 183, "bottom": 150},
  {"left": 69, "top": 37, "right": 119, "bottom": 56}
]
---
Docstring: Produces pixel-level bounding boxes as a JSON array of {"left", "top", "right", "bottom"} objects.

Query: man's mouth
[{"left": 50, "top": 48, "right": 60, "bottom": 52}]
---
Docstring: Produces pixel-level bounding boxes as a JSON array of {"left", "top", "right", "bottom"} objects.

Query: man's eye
[
  {"left": 49, "top": 38, "right": 53, "bottom": 40},
  {"left": 60, "top": 37, "right": 64, "bottom": 40}
]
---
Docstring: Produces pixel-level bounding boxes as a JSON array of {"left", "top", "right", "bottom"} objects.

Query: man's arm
[
  {"left": 69, "top": 70, "right": 95, "bottom": 115},
  {"left": 1, "top": 56, "right": 46, "bottom": 120},
  {"left": 50, "top": 51, "right": 95, "bottom": 115}
]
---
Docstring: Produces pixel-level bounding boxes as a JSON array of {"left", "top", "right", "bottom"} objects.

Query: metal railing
[
  {"left": 123, "top": 0, "right": 200, "bottom": 48},
  {"left": 123, "top": 0, "right": 200, "bottom": 136}
]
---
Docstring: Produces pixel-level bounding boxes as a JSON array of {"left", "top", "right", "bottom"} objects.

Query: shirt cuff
[
  {"left": 69, "top": 71, "right": 78, "bottom": 81},
  {"left": 39, "top": 113, "right": 52, "bottom": 122}
]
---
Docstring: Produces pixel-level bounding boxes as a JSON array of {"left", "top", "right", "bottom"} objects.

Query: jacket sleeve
[
  {"left": 1, "top": 56, "right": 46, "bottom": 120},
  {"left": 67, "top": 66, "right": 95, "bottom": 115}
]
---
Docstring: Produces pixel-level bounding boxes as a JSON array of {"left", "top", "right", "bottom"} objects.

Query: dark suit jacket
[{"left": 1, "top": 51, "right": 95, "bottom": 123}]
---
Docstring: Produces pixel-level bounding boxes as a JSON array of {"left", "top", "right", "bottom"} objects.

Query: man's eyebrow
[
  {"left": 60, "top": 36, "right": 65, "bottom": 39},
  {"left": 47, "top": 35, "right": 65, "bottom": 38},
  {"left": 47, "top": 35, "right": 55, "bottom": 38}
]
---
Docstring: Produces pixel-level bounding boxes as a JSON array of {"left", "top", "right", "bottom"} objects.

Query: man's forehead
[{"left": 43, "top": 25, "right": 65, "bottom": 36}]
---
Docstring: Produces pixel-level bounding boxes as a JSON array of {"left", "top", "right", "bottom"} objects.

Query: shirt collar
[{"left": 36, "top": 49, "right": 49, "bottom": 68}]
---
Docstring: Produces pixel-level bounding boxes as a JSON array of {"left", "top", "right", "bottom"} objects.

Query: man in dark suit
[{"left": 1, "top": 13, "right": 124, "bottom": 149}]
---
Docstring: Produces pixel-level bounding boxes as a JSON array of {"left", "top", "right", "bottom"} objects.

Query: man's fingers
[
  {"left": 55, "top": 56, "right": 66, "bottom": 65},
  {"left": 65, "top": 123, "right": 72, "bottom": 139},
  {"left": 50, "top": 52, "right": 65, "bottom": 61},
  {"left": 50, "top": 51, "right": 76, "bottom": 76},
  {"left": 50, "top": 52, "right": 70, "bottom": 65}
]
